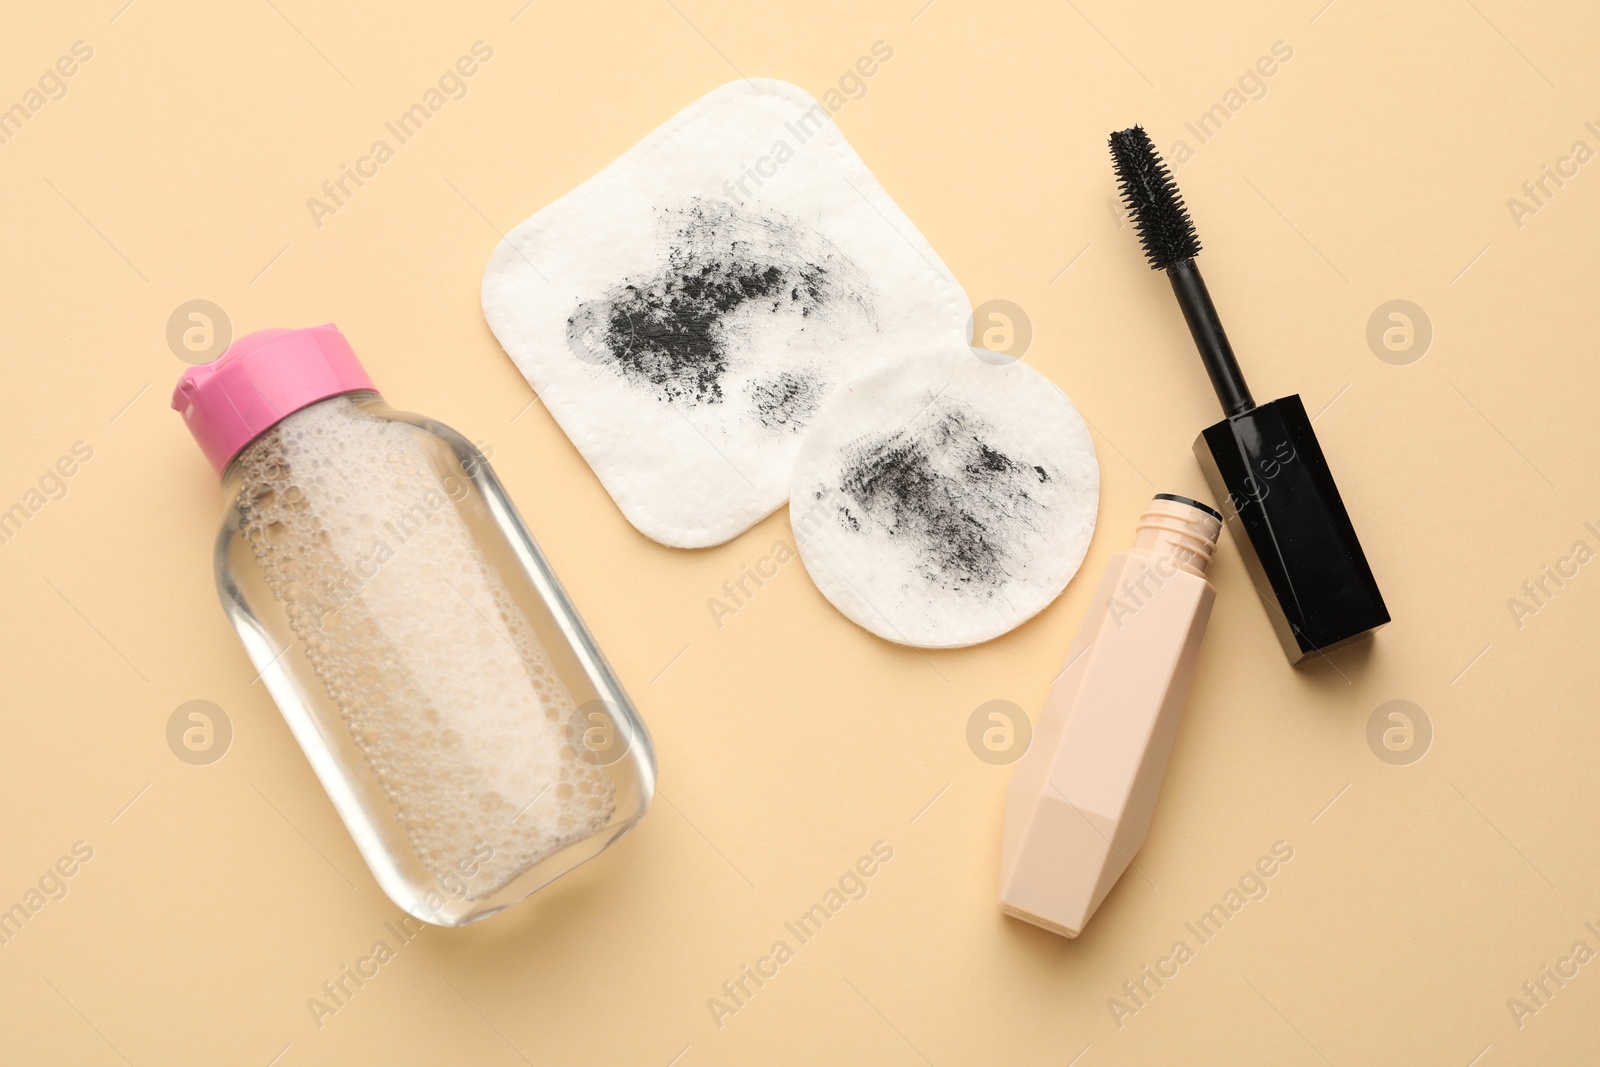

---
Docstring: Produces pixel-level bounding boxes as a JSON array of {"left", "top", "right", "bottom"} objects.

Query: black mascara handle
[{"left": 1168, "top": 259, "right": 1254, "bottom": 418}]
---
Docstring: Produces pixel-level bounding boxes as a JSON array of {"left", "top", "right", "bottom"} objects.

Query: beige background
[{"left": 3, "top": 0, "right": 1597, "bottom": 1063}]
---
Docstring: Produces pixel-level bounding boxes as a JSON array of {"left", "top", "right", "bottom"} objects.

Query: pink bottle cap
[{"left": 171, "top": 324, "right": 377, "bottom": 476}]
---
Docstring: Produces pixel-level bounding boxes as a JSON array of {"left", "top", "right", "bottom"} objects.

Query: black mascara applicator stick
[
  {"left": 1108, "top": 127, "right": 1253, "bottom": 416},
  {"left": 1167, "top": 261, "right": 1253, "bottom": 417},
  {"left": 1107, "top": 125, "right": 1390, "bottom": 665}
]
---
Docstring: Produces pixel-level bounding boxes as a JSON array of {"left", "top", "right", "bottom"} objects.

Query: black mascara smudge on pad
[
  {"left": 832, "top": 399, "right": 1052, "bottom": 592},
  {"left": 750, "top": 370, "right": 822, "bottom": 432},
  {"left": 567, "top": 199, "right": 869, "bottom": 411}
]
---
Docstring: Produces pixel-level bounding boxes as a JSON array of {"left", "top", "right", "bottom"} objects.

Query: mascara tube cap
[{"left": 1193, "top": 395, "right": 1389, "bottom": 663}]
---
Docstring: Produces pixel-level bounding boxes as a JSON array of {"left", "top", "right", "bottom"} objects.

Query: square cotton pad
[
  {"left": 481, "top": 79, "right": 972, "bottom": 548},
  {"left": 789, "top": 343, "right": 1100, "bottom": 648}
]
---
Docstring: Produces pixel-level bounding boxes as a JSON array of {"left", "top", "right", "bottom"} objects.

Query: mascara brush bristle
[{"left": 1109, "top": 126, "right": 1200, "bottom": 270}]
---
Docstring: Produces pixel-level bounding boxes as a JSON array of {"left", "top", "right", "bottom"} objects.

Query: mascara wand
[
  {"left": 1109, "top": 128, "right": 1254, "bottom": 417},
  {"left": 1108, "top": 126, "right": 1389, "bottom": 663}
]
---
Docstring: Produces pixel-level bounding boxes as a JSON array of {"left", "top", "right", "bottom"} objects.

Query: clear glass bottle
[{"left": 174, "top": 325, "right": 654, "bottom": 926}]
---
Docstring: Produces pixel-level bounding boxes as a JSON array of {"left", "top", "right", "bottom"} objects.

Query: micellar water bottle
[{"left": 172, "top": 324, "right": 655, "bottom": 926}]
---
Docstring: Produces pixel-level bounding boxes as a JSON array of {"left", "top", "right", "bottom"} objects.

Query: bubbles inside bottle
[{"left": 235, "top": 397, "right": 615, "bottom": 902}]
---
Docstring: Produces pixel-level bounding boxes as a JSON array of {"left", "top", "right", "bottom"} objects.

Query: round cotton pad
[{"left": 789, "top": 346, "right": 1099, "bottom": 648}]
